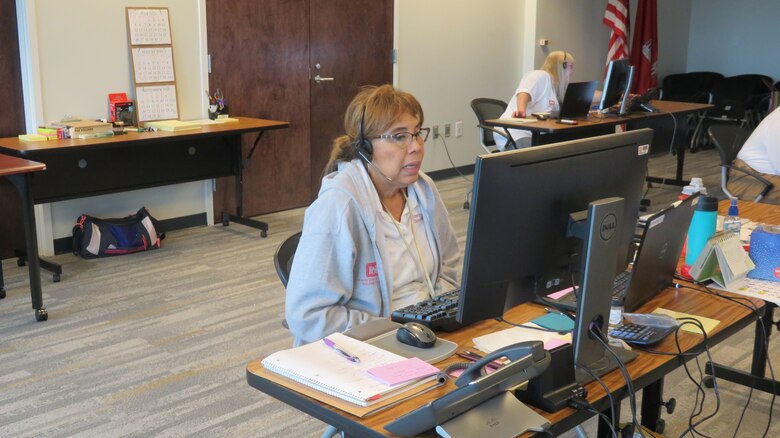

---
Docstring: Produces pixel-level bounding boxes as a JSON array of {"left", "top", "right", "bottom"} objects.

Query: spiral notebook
[{"left": 262, "top": 332, "right": 442, "bottom": 407}]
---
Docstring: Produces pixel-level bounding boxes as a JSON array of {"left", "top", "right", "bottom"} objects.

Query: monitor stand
[{"left": 568, "top": 197, "right": 638, "bottom": 385}]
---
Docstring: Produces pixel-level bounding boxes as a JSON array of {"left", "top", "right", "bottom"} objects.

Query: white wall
[
  {"left": 395, "top": 0, "right": 525, "bottom": 173},
  {"left": 687, "top": 0, "right": 779, "bottom": 80},
  {"left": 21, "top": 0, "right": 210, "bottom": 253}
]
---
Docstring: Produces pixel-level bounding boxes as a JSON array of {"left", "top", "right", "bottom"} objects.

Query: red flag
[
  {"left": 630, "top": 0, "right": 658, "bottom": 93},
  {"left": 603, "top": 0, "right": 630, "bottom": 67}
]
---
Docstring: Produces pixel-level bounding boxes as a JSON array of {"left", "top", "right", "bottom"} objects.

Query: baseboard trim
[
  {"left": 427, "top": 164, "right": 475, "bottom": 181},
  {"left": 53, "top": 212, "right": 208, "bottom": 255}
]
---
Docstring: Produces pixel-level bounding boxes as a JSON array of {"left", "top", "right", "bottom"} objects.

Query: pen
[
  {"left": 456, "top": 350, "right": 504, "bottom": 369},
  {"left": 322, "top": 338, "right": 360, "bottom": 363}
]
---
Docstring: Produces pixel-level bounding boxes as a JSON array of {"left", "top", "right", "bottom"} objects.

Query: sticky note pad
[
  {"left": 653, "top": 308, "right": 720, "bottom": 335},
  {"left": 530, "top": 313, "right": 575, "bottom": 332},
  {"left": 366, "top": 357, "right": 439, "bottom": 386}
]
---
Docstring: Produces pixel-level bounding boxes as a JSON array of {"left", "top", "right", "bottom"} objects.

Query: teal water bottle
[{"left": 685, "top": 196, "right": 718, "bottom": 265}]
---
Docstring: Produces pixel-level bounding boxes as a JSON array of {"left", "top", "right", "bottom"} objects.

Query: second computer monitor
[
  {"left": 456, "top": 129, "right": 652, "bottom": 326},
  {"left": 599, "top": 58, "right": 635, "bottom": 115}
]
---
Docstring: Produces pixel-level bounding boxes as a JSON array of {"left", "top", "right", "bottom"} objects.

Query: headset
[
  {"left": 357, "top": 105, "right": 374, "bottom": 161},
  {"left": 356, "top": 103, "right": 393, "bottom": 182},
  {"left": 562, "top": 51, "right": 568, "bottom": 70}
]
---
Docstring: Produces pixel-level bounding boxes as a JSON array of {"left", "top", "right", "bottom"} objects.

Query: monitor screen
[
  {"left": 599, "top": 58, "right": 634, "bottom": 113},
  {"left": 456, "top": 129, "right": 652, "bottom": 327}
]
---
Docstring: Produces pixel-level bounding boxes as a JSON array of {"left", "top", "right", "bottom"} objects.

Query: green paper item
[{"left": 530, "top": 312, "right": 574, "bottom": 332}]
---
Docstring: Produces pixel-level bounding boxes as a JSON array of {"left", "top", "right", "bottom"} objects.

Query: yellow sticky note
[{"left": 652, "top": 308, "right": 720, "bottom": 335}]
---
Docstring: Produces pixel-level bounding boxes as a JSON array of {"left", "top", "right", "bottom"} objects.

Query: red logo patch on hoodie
[{"left": 366, "top": 262, "right": 378, "bottom": 277}]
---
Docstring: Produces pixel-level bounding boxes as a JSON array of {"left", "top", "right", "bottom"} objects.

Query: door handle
[{"left": 313, "top": 74, "right": 334, "bottom": 83}]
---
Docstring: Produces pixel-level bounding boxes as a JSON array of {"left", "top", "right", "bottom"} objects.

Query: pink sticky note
[
  {"left": 547, "top": 287, "right": 575, "bottom": 300},
  {"left": 544, "top": 338, "right": 570, "bottom": 350},
  {"left": 367, "top": 357, "right": 440, "bottom": 386}
]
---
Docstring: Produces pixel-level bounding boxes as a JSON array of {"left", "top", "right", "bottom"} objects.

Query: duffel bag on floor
[{"left": 72, "top": 207, "right": 165, "bottom": 258}]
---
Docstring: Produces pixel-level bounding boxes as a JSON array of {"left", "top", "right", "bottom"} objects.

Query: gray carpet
[{"left": 1, "top": 148, "right": 778, "bottom": 437}]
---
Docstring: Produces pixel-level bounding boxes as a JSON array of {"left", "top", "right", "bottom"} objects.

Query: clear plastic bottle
[{"left": 723, "top": 198, "right": 741, "bottom": 236}]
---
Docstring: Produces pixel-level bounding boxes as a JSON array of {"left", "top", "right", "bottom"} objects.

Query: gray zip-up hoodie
[{"left": 285, "top": 159, "right": 460, "bottom": 346}]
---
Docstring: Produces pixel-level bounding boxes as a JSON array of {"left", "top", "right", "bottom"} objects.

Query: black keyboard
[
  {"left": 390, "top": 289, "right": 463, "bottom": 332},
  {"left": 608, "top": 322, "right": 676, "bottom": 346},
  {"left": 544, "top": 271, "right": 633, "bottom": 311}
]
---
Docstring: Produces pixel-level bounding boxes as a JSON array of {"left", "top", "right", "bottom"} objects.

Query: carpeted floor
[{"left": 0, "top": 147, "right": 777, "bottom": 437}]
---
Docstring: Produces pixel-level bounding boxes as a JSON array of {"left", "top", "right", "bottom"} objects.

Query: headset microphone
[
  {"left": 357, "top": 104, "right": 393, "bottom": 182},
  {"left": 358, "top": 149, "right": 394, "bottom": 182}
]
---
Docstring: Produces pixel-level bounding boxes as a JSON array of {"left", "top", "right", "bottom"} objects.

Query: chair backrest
[
  {"left": 470, "top": 98, "right": 507, "bottom": 152},
  {"left": 707, "top": 124, "right": 749, "bottom": 166},
  {"left": 274, "top": 231, "right": 302, "bottom": 288},
  {"left": 660, "top": 71, "right": 723, "bottom": 103}
]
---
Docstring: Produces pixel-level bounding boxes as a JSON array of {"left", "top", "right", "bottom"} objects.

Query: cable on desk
[
  {"left": 591, "top": 325, "right": 644, "bottom": 437},
  {"left": 571, "top": 367, "right": 619, "bottom": 438}
]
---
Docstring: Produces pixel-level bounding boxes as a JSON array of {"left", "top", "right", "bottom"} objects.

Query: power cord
[
  {"left": 437, "top": 134, "right": 472, "bottom": 184},
  {"left": 674, "top": 279, "right": 775, "bottom": 437},
  {"left": 590, "top": 325, "right": 644, "bottom": 437},
  {"left": 569, "top": 371, "right": 618, "bottom": 438}
]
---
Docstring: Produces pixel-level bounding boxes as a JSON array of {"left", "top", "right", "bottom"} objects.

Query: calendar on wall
[{"left": 126, "top": 7, "right": 179, "bottom": 123}]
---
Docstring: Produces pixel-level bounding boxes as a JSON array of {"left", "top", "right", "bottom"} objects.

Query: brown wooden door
[
  {"left": 207, "top": 0, "right": 393, "bottom": 218},
  {"left": 308, "top": 0, "right": 393, "bottom": 193},
  {"left": 0, "top": 0, "right": 28, "bottom": 259}
]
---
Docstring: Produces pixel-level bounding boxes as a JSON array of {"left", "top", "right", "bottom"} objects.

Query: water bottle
[
  {"left": 723, "top": 198, "right": 741, "bottom": 236},
  {"left": 685, "top": 196, "right": 718, "bottom": 266}
]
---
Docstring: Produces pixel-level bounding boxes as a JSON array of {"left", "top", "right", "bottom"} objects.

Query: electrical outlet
[
  {"left": 455, "top": 120, "right": 463, "bottom": 137},
  {"left": 444, "top": 124, "right": 451, "bottom": 138},
  {"left": 432, "top": 125, "right": 440, "bottom": 139}
]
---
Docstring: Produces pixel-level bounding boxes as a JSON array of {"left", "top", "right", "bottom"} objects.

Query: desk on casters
[
  {"left": 246, "top": 281, "right": 762, "bottom": 437},
  {"left": 486, "top": 100, "right": 712, "bottom": 187},
  {"left": 0, "top": 154, "right": 47, "bottom": 320},
  {"left": 0, "top": 117, "right": 289, "bottom": 321}
]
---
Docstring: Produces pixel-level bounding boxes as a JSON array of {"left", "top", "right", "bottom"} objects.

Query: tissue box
[{"left": 748, "top": 225, "right": 780, "bottom": 282}]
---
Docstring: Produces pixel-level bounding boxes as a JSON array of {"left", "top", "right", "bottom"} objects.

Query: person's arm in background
[{"left": 512, "top": 92, "right": 531, "bottom": 118}]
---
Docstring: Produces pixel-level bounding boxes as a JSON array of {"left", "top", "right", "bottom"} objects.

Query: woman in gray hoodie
[{"left": 285, "top": 85, "right": 460, "bottom": 346}]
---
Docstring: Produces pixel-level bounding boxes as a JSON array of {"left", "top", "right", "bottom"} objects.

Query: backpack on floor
[{"left": 72, "top": 207, "right": 165, "bottom": 259}]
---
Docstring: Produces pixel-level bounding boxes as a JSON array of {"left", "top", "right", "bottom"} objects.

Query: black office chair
[
  {"left": 274, "top": 231, "right": 302, "bottom": 329},
  {"left": 660, "top": 72, "right": 724, "bottom": 153},
  {"left": 463, "top": 98, "right": 517, "bottom": 209},
  {"left": 469, "top": 98, "right": 517, "bottom": 154},
  {"left": 707, "top": 125, "right": 774, "bottom": 202},
  {"left": 692, "top": 74, "right": 774, "bottom": 151}
]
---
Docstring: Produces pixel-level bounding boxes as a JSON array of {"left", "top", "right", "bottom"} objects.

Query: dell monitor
[
  {"left": 456, "top": 129, "right": 652, "bottom": 382},
  {"left": 599, "top": 58, "right": 635, "bottom": 115}
]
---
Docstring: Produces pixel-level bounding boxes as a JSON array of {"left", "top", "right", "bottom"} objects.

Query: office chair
[
  {"left": 707, "top": 125, "right": 774, "bottom": 202},
  {"left": 463, "top": 98, "right": 517, "bottom": 209},
  {"left": 660, "top": 72, "right": 724, "bottom": 153},
  {"left": 469, "top": 98, "right": 517, "bottom": 154},
  {"left": 692, "top": 74, "right": 774, "bottom": 151},
  {"left": 274, "top": 231, "right": 302, "bottom": 329}
]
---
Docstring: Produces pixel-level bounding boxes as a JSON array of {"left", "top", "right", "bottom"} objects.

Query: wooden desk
[
  {"left": 246, "top": 284, "right": 762, "bottom": 436},
  {"left": 704, "top": 200, "right": 780, "bottom": 395},
  {"left": 0, "top": 154, "right": 47, "bottom": 320},
  {"left": 486, "top": 100, "right": 713, "bottom": 186},
  {"left": 0, "top": 118, "right": 289, "bottom": 320}
]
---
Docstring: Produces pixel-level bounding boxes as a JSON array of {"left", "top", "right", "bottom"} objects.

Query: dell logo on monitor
[{"left": 600, "top": 214, "right": 617, "bottom": 240}]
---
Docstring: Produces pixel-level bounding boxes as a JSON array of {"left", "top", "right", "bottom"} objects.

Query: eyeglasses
[{"left": 371, "top": 128, "right": 430, "bottom": 147}]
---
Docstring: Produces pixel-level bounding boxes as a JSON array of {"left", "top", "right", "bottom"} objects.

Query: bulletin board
[{"left": 126, "top": 7, "right": 179, "bottom": 123}]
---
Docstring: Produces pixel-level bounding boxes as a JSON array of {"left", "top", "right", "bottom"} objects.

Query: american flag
[{"left": 603, "top": 0, "right": 630, "bottom": 66}]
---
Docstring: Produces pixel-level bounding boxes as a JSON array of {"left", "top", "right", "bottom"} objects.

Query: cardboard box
[{"left": 108, "top": 93, "right": 135, "bottom": 124}]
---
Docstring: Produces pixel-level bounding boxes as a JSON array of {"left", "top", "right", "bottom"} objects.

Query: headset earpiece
[
  {"left": 357, "top": 105, "right": 373, "bottom": 161},
  {"left": 562, "top": 51, "right": 568, "bottom": 70}
]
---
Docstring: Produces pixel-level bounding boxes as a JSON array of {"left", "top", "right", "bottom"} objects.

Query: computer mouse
[{"left": 396, "top": 322, "right": 437, "bottom": 349}]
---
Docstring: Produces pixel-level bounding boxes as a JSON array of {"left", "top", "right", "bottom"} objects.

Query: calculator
[{"left": 608, "top": 323, "right": 677, "bottom": 346}]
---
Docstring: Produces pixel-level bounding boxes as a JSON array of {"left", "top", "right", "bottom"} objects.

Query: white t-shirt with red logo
[{"left": 495, "top": 70, "right": 560, "bottom": 150}]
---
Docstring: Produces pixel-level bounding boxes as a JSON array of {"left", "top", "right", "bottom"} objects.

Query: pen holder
[{"left": 208, "top": 104, "right": 228, "bottom": 120}]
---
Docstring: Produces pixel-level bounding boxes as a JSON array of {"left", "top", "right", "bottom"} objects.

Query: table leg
[
  {"left": 640, "top": 378, "right": 664, "bottom": 432},
  {"left": 597, "top": 401, "right": 621, "bottom": 438},
  {"left": 705, "top": 304, "right": 778, "bottom": 394},
  {"left": 8, "top": 173, "right": 47, "bottom": 321},
  {"left": 0, "top": 256, "right": 5, "bottom": 299},
  {"left": 220, "top": 132, "right": 269, "bottom": 237}
]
